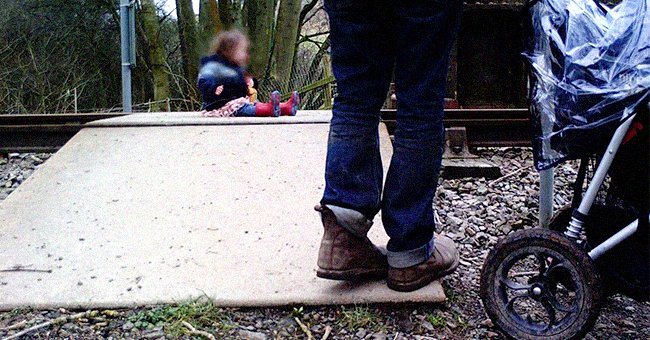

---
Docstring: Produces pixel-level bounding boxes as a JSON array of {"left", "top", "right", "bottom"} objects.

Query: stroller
[{"left": 479, "top": 0, "right": 649, "bottom": 339}]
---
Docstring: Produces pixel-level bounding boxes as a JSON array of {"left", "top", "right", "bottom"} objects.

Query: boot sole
[
  {"left": 386, "top": 256, "right": 460, "bottom": 292},
  {"left": 317, "top": 267, "right": 387, "bottom": 281}
]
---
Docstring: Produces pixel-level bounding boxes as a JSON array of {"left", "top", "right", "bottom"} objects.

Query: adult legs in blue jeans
[{"left": 317, "top": 0, "right": 463, "bottom": 291}]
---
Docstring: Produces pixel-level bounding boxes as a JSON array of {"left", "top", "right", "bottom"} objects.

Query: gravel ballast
[
  {"left": 1, "top": 148, "right": 648, "bottom": 339},
  {"left": 0, "top": 153, "right": 51, "bottom": 201}
]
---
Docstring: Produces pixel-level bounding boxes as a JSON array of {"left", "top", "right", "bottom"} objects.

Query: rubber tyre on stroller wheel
[{"left": 480, "top": 228, "right": 603, "bottom": 340}]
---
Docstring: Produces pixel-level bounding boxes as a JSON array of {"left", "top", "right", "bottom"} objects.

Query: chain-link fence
[{"left": 258, "top": 41, "right": 334, "bottom": 110}]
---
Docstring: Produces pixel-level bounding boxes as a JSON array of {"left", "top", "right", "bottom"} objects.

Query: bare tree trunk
[
  {"left": 175, "top": 0, "right": 198, "bottom": 94},
  {"left": 219, "top": 0, "right": 240, "bottom": 29},
  {"left": 231, "top": 0, "right": 243, "bottom": 27},
  {"left": 304, "top": 37, "right": 330, "bottom": 87},
  {"left": 288, "top": 0, "right": 322, "bottom": 88},
  {"left": 270, "top": 0, "right": 301, "bottom": 89},
  {"left": 198, "top": 0, "right": 222, "bottom": 56},
  {"left": 141, "top": 0, "right": 170, "bottom": 111},
  {"left": 246, "top": 0, "right": 274, "bottom": 78},
  {"left": 219, "top": 0, "right": 231, "bottom": 28}
]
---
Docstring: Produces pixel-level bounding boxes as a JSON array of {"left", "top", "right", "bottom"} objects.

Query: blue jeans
[
  {"left": 320, "top": 0, "right": 462, "bottom": 268},
  {"left": 236, "top": 103, "right": 256, "bottom": 116}
]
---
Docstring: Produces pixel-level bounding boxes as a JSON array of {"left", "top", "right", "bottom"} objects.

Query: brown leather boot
[
  {"left": 387, "top": 236, "right": 459, "bottom": 292},
  {"left": 315, "top": 205, "right": 388, "bottom": 281}
]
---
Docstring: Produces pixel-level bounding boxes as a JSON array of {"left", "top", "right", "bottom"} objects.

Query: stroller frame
[
  {"left": 478, "top": 104, "right": 648, "bottom": 339},
  {"left": 479, "top": 1, "right": 648, "bottom": 338},
  {"left": 538, "top": 105, "right": 648, "bottom": 260}
]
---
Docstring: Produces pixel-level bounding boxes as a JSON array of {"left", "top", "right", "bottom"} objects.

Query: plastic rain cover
[{"left": 525, "top": 0, "right": 650, "bottom": 170}]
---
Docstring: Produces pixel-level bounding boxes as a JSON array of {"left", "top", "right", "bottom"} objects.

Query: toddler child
[{"left": 197, "top": 30, "right": 299, "bottom": 117}]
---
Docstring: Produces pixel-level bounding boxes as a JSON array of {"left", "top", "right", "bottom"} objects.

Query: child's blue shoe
[
  {"left": 289, "top": 91, "right": 300, "bottom": 116},
  {"left": 270, "top": 91, "right": 281, "bottom": 117}
]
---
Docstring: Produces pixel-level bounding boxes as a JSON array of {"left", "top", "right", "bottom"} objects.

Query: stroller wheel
[{"left": 480, "top": 228, "right": 603, "bottom": 340}]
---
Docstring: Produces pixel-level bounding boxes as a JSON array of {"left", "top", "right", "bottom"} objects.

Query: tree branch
[
  {"left": 299, "top": 0, "right": 320, "bottom": 26},
  {"left": 298, "top": 31, "right": 329, "bottom": 45},
  {"left": 302, "top": 5, "right": 324, "bottom": 26},
  {"left": 3, "top": 311, "right": 98, "bottom": 340},
  {"left": 182, "top": 321, "right": 216, "bottom": 340}
]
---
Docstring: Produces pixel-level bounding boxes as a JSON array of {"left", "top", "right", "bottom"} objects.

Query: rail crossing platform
[{"left": 0, "top": 111, "right": 445, "bottom": 311}]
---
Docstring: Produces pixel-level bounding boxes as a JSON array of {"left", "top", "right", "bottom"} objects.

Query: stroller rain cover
[{"left": 526, "top": 0, "right": 650, "bottom": 170}]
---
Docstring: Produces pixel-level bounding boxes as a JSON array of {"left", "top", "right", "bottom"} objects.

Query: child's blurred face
[{"left": 232, "top": 40, "right": 250, "bottom": 67}]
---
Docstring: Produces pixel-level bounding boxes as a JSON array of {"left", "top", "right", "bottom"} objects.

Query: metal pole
[
  {"left": 538, "top": 103, "right": 554, "bottom": 228},
  {"left": 565, "top": 113, "right": 638, "bottom": 239},
  {"left": 539, "top": 169, "right": 554, "bottom": 227},
  {"left": 577, "top": 114, "right": 637, "bottom": 216},
  {"left": 588, "top": 216, "right": 645, "bottom": 260},
  {"left": 120, "top": 0, "right": 133, "bottom": 113}
]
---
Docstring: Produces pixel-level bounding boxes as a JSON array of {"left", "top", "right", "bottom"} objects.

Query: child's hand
[{"left": 215, "top": 85, "right": 224, "bottom": 96}]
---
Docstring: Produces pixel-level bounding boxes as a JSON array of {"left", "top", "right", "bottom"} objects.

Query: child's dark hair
[
  {"left": 244, "top": 72, "right": 259, "bottom": 89},
  {"left": 210, "top": 30, "right": 247, "bottom": 63}
]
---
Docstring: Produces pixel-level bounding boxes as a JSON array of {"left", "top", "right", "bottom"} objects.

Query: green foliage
[
  {"left": 444, "top": 286, "right": 459, "bottom": 304},
  {"left": 0, "top": 0, "right": 196, "bottom": 113},
  {"left": 336, "top": 305, "right": 384, "bottom": 331},
  {"left": 426, "top": 313, "right": 447, "bottom": 329},
  {"left": 129, "top": 306, "right": 171, "bottom": 329},
  {"left": 0, "top": 0, "right": 125, "bottom": 113},
  {"left": 0, "top": 0, "right": 330, "bottom": 113},
  {"left": 128, "top": 299, "right": 235, "bottom": 336},
  {"left": 291, "top": 306, "right": 305, "bottom": 318},
  {"left": 451, "top": 311, "right": 467, "bottom": 331},
  {"left": 3, "top": 308, "right": 33, "bottom": 320}
]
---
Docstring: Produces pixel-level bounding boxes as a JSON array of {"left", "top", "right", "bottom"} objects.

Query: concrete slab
[
  {"left": 85, "top": 110, "right": 333, "bottom": 127},
  {"left": 0, "top": 115, "right": 445, "bottom": 311}
]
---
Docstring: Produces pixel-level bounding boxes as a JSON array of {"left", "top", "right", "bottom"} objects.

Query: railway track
[
  {"left": 0, "top": 109, "right": 530, "bottom": 153},
  {"left": 0, "top": 113, "right": 127, "bottom": 153},
  {"left": 381, "top": 108, "right": 531, "bottom": 148}
]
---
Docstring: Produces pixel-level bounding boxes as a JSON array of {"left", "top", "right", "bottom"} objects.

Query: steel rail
[{"left": 0, "top": 109, "right": 530, "bottom": 153}]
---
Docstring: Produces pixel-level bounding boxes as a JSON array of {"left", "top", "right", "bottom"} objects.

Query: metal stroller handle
[
  {"left": 588, "top": 214, "right": 650, "bottom": 260},
  {"left": 565, "top": 113, "right": 638, "bottom": 239}
]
